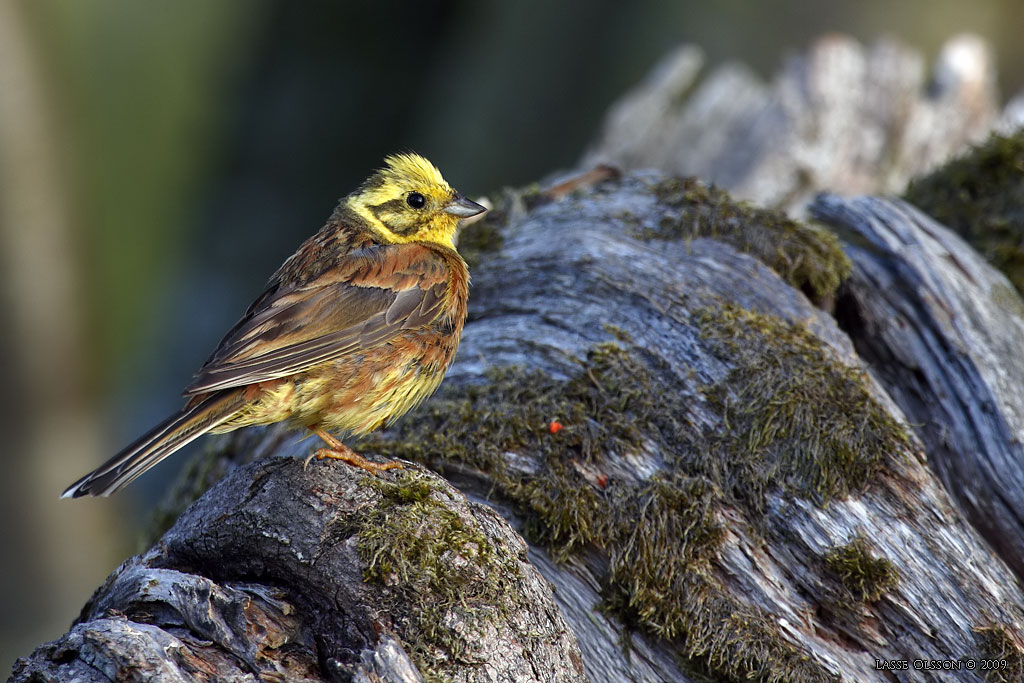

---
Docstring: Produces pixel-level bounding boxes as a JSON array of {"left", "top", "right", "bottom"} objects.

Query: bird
[{"left": 63, "top": 153, "right": 486, "bottom": 498}]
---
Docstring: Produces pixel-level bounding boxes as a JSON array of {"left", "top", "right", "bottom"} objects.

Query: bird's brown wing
[{"left": 183, "top": 243, "right": 450, "bottom": 395}]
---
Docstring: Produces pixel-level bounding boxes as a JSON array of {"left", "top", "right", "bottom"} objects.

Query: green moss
[
  {"left": 638, "top": 177, "right": 852, "bottom": 303},
  {"left": 598, "top": 477, "right": 828, "bottom": 681},
  {"left": 357, "top": 472, "right": 524, "bottom": 677},
  {"left": 974, "top": 625, "right": 1024, "bottom": 683},
  {"left": 519, "top": 182, "right": 546, "bottom": 210},
  {"left": 602, "top": 322, "right": 634, "bottom": 343},
  {"left": 367, "top": 344, "right": 675, "bottom": 561},
  {"left": 695, "top": 302, "right": 911, "bottom": 508},
  {"left": 457, "top": 212, "right": 505, "bottom": 270},
  {"left": 904, "top": 131, "right": 1024, "bottom": 295},
  {"left": 362, "top": 322, "right": 909, "bottom": 680},
  {"left": 822, "top": 534, "right": 899, "bottom": 602}
]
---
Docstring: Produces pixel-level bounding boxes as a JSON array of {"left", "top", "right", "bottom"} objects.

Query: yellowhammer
[{"left": 64, "top": 153, "right": 485, "bottom": 498}]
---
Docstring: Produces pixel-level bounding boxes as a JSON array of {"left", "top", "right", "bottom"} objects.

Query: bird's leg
[{"left": 303, "top": 429, "right": 402, "bottom": 474}]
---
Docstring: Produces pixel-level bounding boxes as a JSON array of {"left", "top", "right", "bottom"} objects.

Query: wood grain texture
[{"left": 814, "top": 193, "right": 1024, "bottom": 582}]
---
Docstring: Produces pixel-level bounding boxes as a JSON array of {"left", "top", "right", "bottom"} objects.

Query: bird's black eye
[{"left": 406, "top": 192, "right": 426, "bottom": 209}]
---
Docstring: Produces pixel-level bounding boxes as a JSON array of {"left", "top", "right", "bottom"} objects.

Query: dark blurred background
[{"left": 2, "top": 0, "right": 1022, "bottom": 672}]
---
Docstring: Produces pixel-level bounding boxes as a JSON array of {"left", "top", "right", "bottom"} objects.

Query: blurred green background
[{"left": 2, "top": 0, "right": 1022, "bottom": 673}]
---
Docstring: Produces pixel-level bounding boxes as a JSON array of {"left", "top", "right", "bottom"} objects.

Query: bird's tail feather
[{"left": 62, "top": 390, "right": 247, "bottom": 498}]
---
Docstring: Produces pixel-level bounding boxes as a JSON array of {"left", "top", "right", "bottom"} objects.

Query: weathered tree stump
[{"left": 11, "top": 458, "right": 586, "bottom": 682}]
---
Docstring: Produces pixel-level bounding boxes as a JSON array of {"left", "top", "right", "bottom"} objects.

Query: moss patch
[
  {"left": 456, "top": 212, "right": 506, "bottom": 270},
  {"left": 368, "top": 344, "right": 683, "bottom": 562},
  {"left": 974, "top": 624, "right": 1024, "bottom": 683},
  {"left": 356, "top": 472, "right": 524, "bottom": 677},
  {"left": 362, "top": 309, "right": 907, "bottom": 681},
  {"left": 638, "top": 177, "right": 852, "bottom": 303},
  {"left": 904, "top": 131, "right": 1024, "bottom": 295},
  {"left": 822, "top": 534, "right": 899, "bottom": 603},
  {"left": 695, "top": 302, "right": 910, "bottom": 510}
]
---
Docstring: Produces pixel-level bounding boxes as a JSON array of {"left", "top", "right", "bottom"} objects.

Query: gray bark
[
  {"left": 812, "top": 194, "right": 1024, "bottom": 584},
  {"left": 10, "top": 458, "right": 586, "bottom": 682}
]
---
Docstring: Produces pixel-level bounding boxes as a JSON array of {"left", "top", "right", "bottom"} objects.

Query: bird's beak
[{"left": 444, "top": 194, "right": 487, "bottom": 218}]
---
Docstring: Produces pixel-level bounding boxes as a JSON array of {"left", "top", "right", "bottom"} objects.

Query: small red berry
[{"left": 549, "top": 420, "right": 564, "bottom": 434}]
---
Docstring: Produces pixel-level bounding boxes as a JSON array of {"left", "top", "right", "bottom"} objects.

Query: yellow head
[{"left": 346, "top": 153, "right": 485, "bottom": 248}]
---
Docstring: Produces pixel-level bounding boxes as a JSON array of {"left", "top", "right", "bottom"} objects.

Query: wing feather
[{"left": 184, "top": 243, "right": 450, "bottom": 395}]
